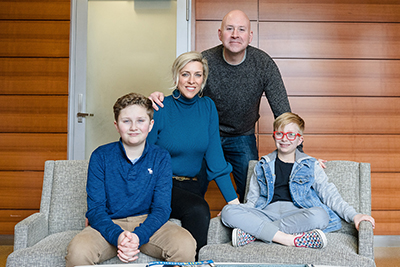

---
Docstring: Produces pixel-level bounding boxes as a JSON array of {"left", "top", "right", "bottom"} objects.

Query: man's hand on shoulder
[
  {"left": 117, "top": 231, "right": 140, "bottom": 263},
  {"left": 148, "top": 92, "right": 165, "bottom": 111}
]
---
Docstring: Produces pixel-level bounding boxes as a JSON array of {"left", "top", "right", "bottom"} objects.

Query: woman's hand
[{"left": 228, "top": 198, "right": 240, "bottom": 205}]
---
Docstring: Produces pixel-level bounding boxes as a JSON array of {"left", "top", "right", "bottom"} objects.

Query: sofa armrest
[
  {"left": 13, "top": 212, "right": 49, "bottom": 251},
  {"left": 358, "top": 220, "right": 374, "bottom": 260},
  {"left": 207, "top": 216, "right": 231, "bottom": 245}
]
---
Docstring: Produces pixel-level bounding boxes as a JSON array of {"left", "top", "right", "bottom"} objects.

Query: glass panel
[{"left": 85, "top": 0, "right": 177, "bottom": 158}]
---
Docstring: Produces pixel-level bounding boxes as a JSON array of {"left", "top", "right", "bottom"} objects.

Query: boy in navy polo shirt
[{"left": 66, "top": 93, "right": 195, "bottom": 266}]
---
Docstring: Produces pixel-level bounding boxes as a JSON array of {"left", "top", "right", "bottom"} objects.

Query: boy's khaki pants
[{"left": 65, "top": 215, "right": 196, "bottom": 267}]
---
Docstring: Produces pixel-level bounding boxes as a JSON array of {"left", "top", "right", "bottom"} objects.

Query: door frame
[{"left": 67, "top": 0, "right": 192, "bottom": 160}]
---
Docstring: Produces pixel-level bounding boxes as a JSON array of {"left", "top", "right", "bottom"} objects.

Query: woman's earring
[{"left": 173, "top": 89, "right": 181, "bottom": 100}]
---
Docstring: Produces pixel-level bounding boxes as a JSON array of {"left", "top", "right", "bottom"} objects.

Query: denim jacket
[{"left": 244, "top": 150, "right": 358, "bottom": 233}]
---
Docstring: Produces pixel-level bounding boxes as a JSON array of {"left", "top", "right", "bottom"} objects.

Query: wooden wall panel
[
  {"left": 259, "top": 135, "right": 400, "bottom": 173},
  {"left": 0, "top": 0, "right": 70, "bottom": 20},
  {"left": 0, "top": 58, "right": 69, "bottom": 95},
  {"left": 0, "top": 96, "right": 68, "bottom": 133},
  {"left": 0, "top": 0, "right": 70, "bottom": 235},
  {"left": 205, "top": 179, "right": 234, "bottom": 210},
  {"left": 0, "top": 210, "right": 38, "bottom": 235},
  {"left": 372, "top": 173, "right": 400, "bottom": 211},
  {"left": 259, "top": 22, "right": 400, "bottom": 59},
  {"left": 372, "top": 211, "right": 400, "bottom": 235},
  {"left": 259, "top": 0, "right": 400, "bottom": 22},
  {"left": 275, "top": 59, "right": 400, "bottom": 97},
  {"left": 194, "top": 0, "right": 400, "bottom": 236},
  {"left": 0, "top": 21, "right": 70, "bottom": 57},
  {"left": 0, "top": 134, "right": 67, "bottom": 171},
  {"left": 195, "top": 21, "right": 258, "bottom": 52},
  {"left": 195, "top": 0, "right": 258, "bottom": 20},
  {"left": 0, "top": 172, "right": 43, "bottom": 209},
  {"left": 259, "top": 97, "right": 400, "bottom": 134}
]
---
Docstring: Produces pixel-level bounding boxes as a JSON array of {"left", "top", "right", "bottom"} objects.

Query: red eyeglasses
[{"left": 273, "top": 131, "right": 302, "bottom": 141}]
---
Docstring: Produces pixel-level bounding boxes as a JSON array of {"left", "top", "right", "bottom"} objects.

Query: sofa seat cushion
[
  {"left": 199, "top": 233, "right": 375, "bottom": 267},
  {"left": 7, "top": 230, "right": 159, "bottom": 266}
]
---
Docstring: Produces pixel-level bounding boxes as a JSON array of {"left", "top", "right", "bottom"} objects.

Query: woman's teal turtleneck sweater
[{"left": 147, "top": 90, "right": 237, "bottom": 202}]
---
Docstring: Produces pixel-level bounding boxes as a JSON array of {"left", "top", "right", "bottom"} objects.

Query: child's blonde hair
[{"left": 273, "top": 112, "right": 305, "bottom": 135}]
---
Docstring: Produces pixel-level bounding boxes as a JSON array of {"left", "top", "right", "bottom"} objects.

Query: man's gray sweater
[{"left": 202, "top": 45, "right": 291, "bottom": 137}]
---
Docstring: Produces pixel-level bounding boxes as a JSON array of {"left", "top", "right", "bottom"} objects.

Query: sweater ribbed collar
[
  {"left": 172, "top": 89, "right": 199, "bottom": 106},
  {"left": 222, "top": 47, "right": 247, "bottom": 66}
]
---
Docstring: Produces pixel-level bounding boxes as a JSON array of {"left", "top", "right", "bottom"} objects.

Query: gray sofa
[
  {"left": 198, "top": 160, "right": 376, "bottom": 267},
  {"left": 6, "top": 160, "right": 179, "bottom": 267}
]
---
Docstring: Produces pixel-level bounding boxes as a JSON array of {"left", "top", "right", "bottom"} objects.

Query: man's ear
[{"left": 248, "top": 30, "right": 254, "bottom": 44}]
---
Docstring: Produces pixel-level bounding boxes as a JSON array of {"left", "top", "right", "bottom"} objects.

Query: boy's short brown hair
[
  {"left": 113, "top": 92, "right": 154, "bottom": 122},
  {"left": 273, "top": 112, "right": 305, "bottom": 135}
]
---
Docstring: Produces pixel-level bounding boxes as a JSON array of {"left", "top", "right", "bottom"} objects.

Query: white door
[{"left": 68, "top": 0, "right": 192, "bottom": 160}]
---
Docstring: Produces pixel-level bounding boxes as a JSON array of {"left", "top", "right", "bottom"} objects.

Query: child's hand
[
  {"left": 353, "top": 214, "right": 375, "bottom": 230},
  {"left": 317, "top": 159, "right": 327, "bottom": 169},
  {"left": 117, "top": 231, "right": 140, "bottom": 263}
]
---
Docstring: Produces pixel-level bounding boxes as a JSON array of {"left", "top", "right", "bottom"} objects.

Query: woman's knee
[{"left": 182, "top": 199, "right": 210, "bottom": 222}]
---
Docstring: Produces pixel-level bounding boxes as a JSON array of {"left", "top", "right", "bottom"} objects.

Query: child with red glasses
[{"left": 220, "top": 112, "right": 375, "bottom": 249}]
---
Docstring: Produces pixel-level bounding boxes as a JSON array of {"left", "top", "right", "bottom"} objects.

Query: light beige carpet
[
  {"left": 0, "top": 246, "right": 13, "bottom": 267},
  {"left": 374, "top": 247, "right": 400, "bottom": 267}
]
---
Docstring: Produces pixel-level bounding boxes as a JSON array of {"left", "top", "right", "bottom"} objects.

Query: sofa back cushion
[
  {"left": 48, "top": 160, "right": 89, "bottom": 234},
  {"left": 323, "top": 160, "right": 361, "bottom": 213}
]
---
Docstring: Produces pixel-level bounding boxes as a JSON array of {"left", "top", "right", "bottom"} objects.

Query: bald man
[{"left": 150, "top": 10, "right": 292, "bottom": 202}]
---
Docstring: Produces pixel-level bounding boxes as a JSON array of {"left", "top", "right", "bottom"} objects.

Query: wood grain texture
[
  {"left": 258, "top": 135, "right": 400, "bottom": 173},
  {"left": 194, "top": 0, "right": 258, "bottom": 20},
  {"left": 0, "top": 21, "right": 70, "bottom": 57},
  {"left": 259, "top": 0, "right": 400, "bottom": 22},
  {"left": 258, "top": 97, "right": 400, "bottom": 134},
  {"left": 0, "top": 95, "right": 68, "bottom": 133},
  {"left": 195, "top": 21, "right": 258, "bottom": 52},
  {"left": 371, "top": 173, "right": 400, "bottom": 211},
  {"left": 0, "top": 58, "right": 69, "bottom": 95},
  {"left": 0, "top": 172, "right": 43, "bottom": 209},
  {"left": 259, "top": 22, "right": 400, "bottom": 59},
  {"left": 0, "top": 134, "right": 67, "bottom": 171},
  {"left": 371, "top": 211, "right": 400, "bottom": 235},
  {"left": 0, "top": 210, "right": 38, "bottom": 235},
  {"left": 0, "top": 0, "right": 70, "bottom": 20},
  {"left": 275, "top": 59, "right": 400, "bottom": 97}
]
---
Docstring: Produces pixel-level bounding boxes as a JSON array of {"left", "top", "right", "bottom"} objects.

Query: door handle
[{"left": 77, "top": 94, "right": 94, "bottom": 123}]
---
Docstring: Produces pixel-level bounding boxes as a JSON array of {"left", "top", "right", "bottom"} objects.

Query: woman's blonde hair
[
  {"left": 273, "top": 112, "right": 305, "bottom": 135},
  {"left": 171, "top": 51, "right": 209, "bottom": 90}
]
